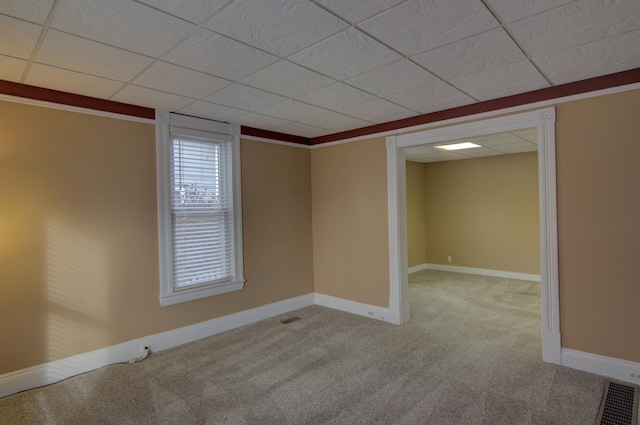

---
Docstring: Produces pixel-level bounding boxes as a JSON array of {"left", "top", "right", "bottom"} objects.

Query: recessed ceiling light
[{"left": 434, "top": 142, "right": 481, "bottom": 151}]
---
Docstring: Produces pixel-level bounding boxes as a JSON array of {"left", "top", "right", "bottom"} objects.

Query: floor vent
[
  {"left": 280, "top": 316, "right": 302, "bottom": 324},
  {"left": 595, "top": 381, "right": 639, "bottom": 425}
]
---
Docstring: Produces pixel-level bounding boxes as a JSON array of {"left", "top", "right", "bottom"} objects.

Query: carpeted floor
[{"left": 1, "top": 270, "right": 606, "bottom": 424}]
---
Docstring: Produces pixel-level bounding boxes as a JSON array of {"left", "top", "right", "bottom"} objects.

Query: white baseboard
[
  {"left": 562, "top": 348, "right": 640, "bottom": 385},
  {"left": 409, "top": 263, "right": 541, "bottom": 282},
  {"left": 314, "top": 293, "right": 390, "bottom": 323},
  {"left": 0, "top": 293, "right": 314, "bottom": 399}
]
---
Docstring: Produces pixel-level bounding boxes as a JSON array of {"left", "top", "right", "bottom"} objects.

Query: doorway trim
[{"left": 386, "top": 107, "right": 561, "bottom": 364}]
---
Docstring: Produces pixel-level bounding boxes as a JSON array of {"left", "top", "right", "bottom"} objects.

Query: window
[{"left": 156, "top": 112, "right": 243, "bottom": 306}]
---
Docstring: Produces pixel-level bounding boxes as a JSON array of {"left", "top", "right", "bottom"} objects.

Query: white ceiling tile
[
  {"left": 469, "top": 133, "right": 526, "bottom": 147},
  {"left": 136, "top": 0, "right": 229, "bottom": 24},
  {"left": 535, "top": 31, "right": 640, "bottom": 85},
  {"left": 483, "top": 0, "right": 574, "bottom": 24},
  {"left": 164, "top": 29, "right": 279, "bottom": 80},
  {"left": 345, "top": 59, "right": 440, "bottom": 97},
  {"left": 36, "top": 30, "right": 154, "bottom": 81},
  {"left": 0, "top": 55, "right": 27, "bottom": 82},
  {"left": 25, "top": 64, "right": 124, "bottom": 98},
  {"left": 298, "top": 111, "right": 369, "bottom": 131},
  {"left": 177, "top": 101, "right": 248, "bottom": 122},
  {"left": 133, "top": 61, "right": 229, "bottom": 99},
  {"left": 288, "top": 28, "right": 402, "bottom": 80},
  {"left": 369, "top": 111, "right": 419, "bottom": 124},
  {"left": 206, "top": 0, "right": 349, "bottom": 57},
  {"left": 457, "top": 147, "right": 504, "bottom": 158},
  {"left": 449, "top": 60, "right": 550, "bottom": 101},
  {"left": 314, "top": 0, "right": 406, "bottom": 24},
  {"left": 0, "top": 0, "right": 55, "bottom": 24},
  {"left": 111, "top": 85, "right": 194, "bottom": 111},
  {"left": 294, "top": 82, "right": 377, "bottom": 110},
  {"left": 512, "top": 128, "right": 538, "bottom": 143},
  {"left": 240, "top": 60, "right": 335, "bottom": 98},
  {"left": 257, "top": 99, "right": 327, "bottom": 121},
  {"left": 359, "top": 0, "right": 498, "bottom": 56},
  {"left": 339, "top": 98, "right": 412, "bottom": 122},
  {"left": 205, "top": 84, "right": 287, "bottom": 112},
  {"left": 412, "top": 28, "right": 526, "bottom": 80},
  {"left": 230, "top": 113, "right": 290, "bottom": 130},
  {"left": 271, "top": 122, "right": 331, "bottom": 138},
  {"left": 389, "top": 81, "right": 469, "bottom": 111},
  {"left": 492, "top": 142, "right": 538, "bottom": 153},
  {"left": 404, "top": 145, "right": 433, "bottom": 155},
  {"left": 508, "top": 0, "right": 640, "bottom": 57},
  {"left": 417, "top": 97, "right": 476, "bottom": 115},
  {"left": 0, "top": 15, "right": 41, "bottom": 59},
  {"left": 52, "top": 0, "right": 196, "bottom": 56}
]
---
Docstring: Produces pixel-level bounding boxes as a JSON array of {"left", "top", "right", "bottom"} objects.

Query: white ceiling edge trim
[
  {"left": 240, "top": 134, "right": 311, "bottom": 149},
  {"left": 310, "top": 81, "right": 640, "bottom": 149},
  {"left": 0, "top": 93, "right": 155, "bottom": 125}
]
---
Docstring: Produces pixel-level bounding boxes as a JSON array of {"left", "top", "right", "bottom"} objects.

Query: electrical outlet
[
  {"left": 447, "top": 256, "right": 452, "bottom": 263},
  {"left": 629, "top": 371, "right": 640, "bottom": 381}
]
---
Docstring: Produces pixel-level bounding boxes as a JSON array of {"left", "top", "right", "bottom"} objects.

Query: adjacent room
[{"left": 1, "top": 0, "right": 639, "bottom": 423}]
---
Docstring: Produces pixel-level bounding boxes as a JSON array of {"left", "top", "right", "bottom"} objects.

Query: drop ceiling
[
  {"left": 405, "top": 127, "right": 537, "bottom": 163},
  {"left": 1, "top": 0, "right": 639, "bottom": 139}
]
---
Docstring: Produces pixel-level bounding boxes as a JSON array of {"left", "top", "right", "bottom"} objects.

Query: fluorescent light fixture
[{"left": 434, "top": 142, "right": 481, "bottom": 151}]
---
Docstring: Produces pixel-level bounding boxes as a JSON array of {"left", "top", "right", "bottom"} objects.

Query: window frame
[{"left": 156, "top": 111, "right": 244, "bottom": 306}]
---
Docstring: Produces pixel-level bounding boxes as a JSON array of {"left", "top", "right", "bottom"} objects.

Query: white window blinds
[
  {"left": 170, "top": 135, "right": 233, "bottom": 289},
  {"left": 156, "top": 111, "right": 243, "bottom": 306}
]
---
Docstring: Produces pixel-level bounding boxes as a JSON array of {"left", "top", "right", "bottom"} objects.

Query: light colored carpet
[{"left": 1, "top": 270, "right": 606, "bottom": 424}]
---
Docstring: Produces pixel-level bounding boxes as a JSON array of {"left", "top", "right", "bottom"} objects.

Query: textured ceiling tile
[
  {"left": 256, "top": 99, "right": 327, "bottom": 121},
  {"left": 25, "top": 64, "right": 124, "bottom": 98},
  {"left": 344, "top": 59, "right": 440, "bottom": 97},
  {"left": 288, "top": 28, "right": 402, "bottom": 80},
  {"left": 136, "top": 0, "right": 229, "bottom": 24},
  {"left": 508, "top": 0, "right": 640, "bottom": 57},
  {"left": 0, "top": 55, "right": 27, "bottom": 82},
  {"left": 339, "top": 98, "right": 412, "bottom": 122},
  {"left": 0, "top": 15, "right": 41, "bottom": 59},
  {"left": 314, "top": 0, "right": 406, "bottom": 24},
  {"left": 359, "top": 0, "right": 498, "bottom": 56},
  {"left": 512, "top": 128, "right": 538, "bottom": 143},
  {"left": 52, "top": 0, "right": 196, "bottom": 57},
  {"left": 294, "top": 82, "right": 377, "bottom": 110},
  {"left": 412, "top": 28, "right": 526, "bottom": 80},
  {"left": 204, "top": 84, "right": 286, "bottom": 112},
  {"left": 230, "top": 113, "right": 290, "bottom": 130},
  {"left": 37, "top": 30, "right": 154, "bottom": 81},
  {"left": 483, "top": 0, "right": 574, "bottom": 24},
  {"left": 164, "top": 29, "right": 279, "bottom": 80},
  {"left": 389, "top": 82, "right": 469, "bottom": 111},
  {"left": 535, "top": 31, "right": 640, "bottom": 85},
  {"left": 271, "top": 122, "right": 332, "bottom": 138},
  {"left": 470, "top": 133, "right": 526, "bottom": 146},
  {"left": 133, "top": 61, "right": 229, "bottom": 99},
  {"left": 449, "top": 60, "right": 550, "bottom": 101},
  {"left": 298, "top": 111, "right": 369, "bottom": 131},
  {"left": 206, "top": 0, "right": 349, "bottom": 57},
  {"left": 111, "top": 85, "right": 194, "bottom": 111},
  {"left": 458, "top": 147, "right": 504, "bottom": 158},
  {"left": 240, "top": 60, "right": 335, "bottom": 98},
  {"left": 177, "top": 101, "right": 248, "bottom": 122},
  {"left": 417, "top": 97, "right": 476, "bottom": 115},
  {"left": 0, "top": 0, "right": 55, "bottom": 24}
]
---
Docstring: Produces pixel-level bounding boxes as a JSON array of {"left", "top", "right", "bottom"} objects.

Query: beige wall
[
  {"left": 406, "top": 161, "right": 427, "bottom": 268},
  {"left": 556, "top": 90, "right": 640, "bottom": 362},
  {"left": 0, "top": 100, "right": 314, "bottom": 375},
  {"left": 417, "top": 152, "right": 540, "bottom": 274},
  {"left": 310, "top": 138, "right": 389, "bottom": 307}
]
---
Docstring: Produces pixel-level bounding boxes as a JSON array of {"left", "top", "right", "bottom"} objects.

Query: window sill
[{"left": 159, "top": 280, "right": 245, "bottom": 306}]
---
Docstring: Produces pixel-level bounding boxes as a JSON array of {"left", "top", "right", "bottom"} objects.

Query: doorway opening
[{"left": 386, "top": 108, "right": 561, "bottom": 364}]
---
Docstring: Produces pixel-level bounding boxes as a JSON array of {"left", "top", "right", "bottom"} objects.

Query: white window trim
[{"left": 156, "top": 111, "right": 244, "bottom": 306}]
